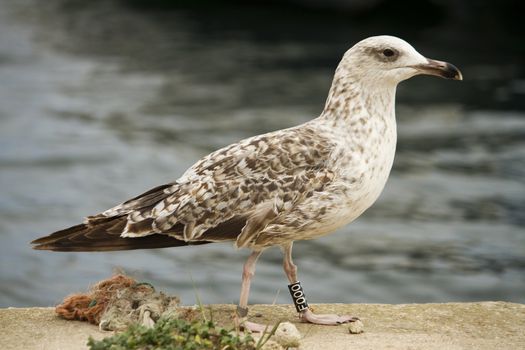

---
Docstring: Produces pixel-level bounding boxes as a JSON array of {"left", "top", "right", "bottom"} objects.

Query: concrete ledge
[{"left": 1, "top": 302, "right": 524, "bottom": 349}]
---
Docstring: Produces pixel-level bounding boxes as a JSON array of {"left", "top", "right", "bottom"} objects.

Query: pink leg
[
  {"left": 283, "top": 243, "right": 359, "bottom": 325},
  {"left": 235, "top": 250, "right": 268, "bottom": 333}
]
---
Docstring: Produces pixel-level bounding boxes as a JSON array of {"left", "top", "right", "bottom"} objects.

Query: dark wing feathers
[
  {"left": 31, "top": 216, "right": 211, "bottom": 252},
  {"left": 86, "top": 183, "right": 174, "bottom": 223},
  {"left": 188, "top": 215, "right": 248, "bottom": 242},
  {"left": 125, "top": 218, "right": 156, "bottom": 235}
]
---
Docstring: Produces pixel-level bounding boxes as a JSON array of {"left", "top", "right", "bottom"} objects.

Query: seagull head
[{"left": 342, "top": 35, "right": 463, "bottom": 85}]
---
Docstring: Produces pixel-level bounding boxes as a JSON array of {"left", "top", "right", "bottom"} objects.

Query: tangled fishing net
[{"left": 55, "top": 274, "right": 181, "bottom": 331}]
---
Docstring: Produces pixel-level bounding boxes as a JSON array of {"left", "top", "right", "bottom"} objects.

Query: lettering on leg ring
[{"left": 288, "top": 281, "right": 309, "bottom": 313}]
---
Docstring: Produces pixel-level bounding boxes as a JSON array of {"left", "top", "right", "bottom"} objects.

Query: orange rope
[{"left": 55, "top": 274, "right": 137, "bottom": 325}]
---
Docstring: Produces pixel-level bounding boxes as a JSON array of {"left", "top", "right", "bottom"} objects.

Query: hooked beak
[{"left": 414, "top": 59, "right": 463, "bottom": 81}]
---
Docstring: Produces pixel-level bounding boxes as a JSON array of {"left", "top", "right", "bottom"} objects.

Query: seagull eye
[{"left": 383, "top": 49, "right": 395, "bottom": 57}]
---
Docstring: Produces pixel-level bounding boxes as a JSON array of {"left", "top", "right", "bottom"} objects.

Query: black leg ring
[{"left": 288, "top": 281, "right": 309, "bottom": 313}]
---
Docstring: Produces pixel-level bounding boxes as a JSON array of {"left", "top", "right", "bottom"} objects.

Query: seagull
[{"left": 32, "top": 36, "right": 462, "bottom": 331}]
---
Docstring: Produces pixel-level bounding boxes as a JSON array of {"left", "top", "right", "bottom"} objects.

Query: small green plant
[{"left": 87, "top": 317, "right": 259, "bottom": 350}]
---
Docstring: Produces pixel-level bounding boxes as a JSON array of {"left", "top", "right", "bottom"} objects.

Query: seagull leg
[
  {"left": 235, "top": 250, "right": 268, "bottom": 333},
  {"left": 283, "top": 242, "right": 359, "bottom": 325}
]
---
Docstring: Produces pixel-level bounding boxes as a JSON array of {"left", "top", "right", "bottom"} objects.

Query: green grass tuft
[{"left": 87, "top": 317, "right": 258, "bottom": 350}]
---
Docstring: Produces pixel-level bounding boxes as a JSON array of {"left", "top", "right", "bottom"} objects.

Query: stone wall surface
[{"left": 1, "top": 302, "right": 524, "bottom": 350}]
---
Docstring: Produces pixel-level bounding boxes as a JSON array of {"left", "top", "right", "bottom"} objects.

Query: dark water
[{"left": 1, "top": 0, "right": 524, "bottom": 308}]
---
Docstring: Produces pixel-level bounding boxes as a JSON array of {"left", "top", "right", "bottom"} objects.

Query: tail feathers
[{"left": 31, "top": 216, "right": 210, "bottom": 252}]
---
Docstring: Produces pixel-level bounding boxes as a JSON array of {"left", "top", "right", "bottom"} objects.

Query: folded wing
[{"left": 31, "top": 125, "right": 335, "bottom": 251}]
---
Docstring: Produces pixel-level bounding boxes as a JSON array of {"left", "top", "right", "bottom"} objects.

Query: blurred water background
[{"left": 1, "top": 0, "right": 524, "bottom": 308}]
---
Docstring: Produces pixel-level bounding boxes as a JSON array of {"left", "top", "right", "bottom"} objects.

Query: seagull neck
[{"left": 319, "top": 73, "right": 397, "bottom": 128}]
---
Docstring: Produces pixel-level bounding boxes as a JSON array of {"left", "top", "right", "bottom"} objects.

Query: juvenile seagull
[{"left": 32, "top": 36, "right": 462, "bottom": 330}]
